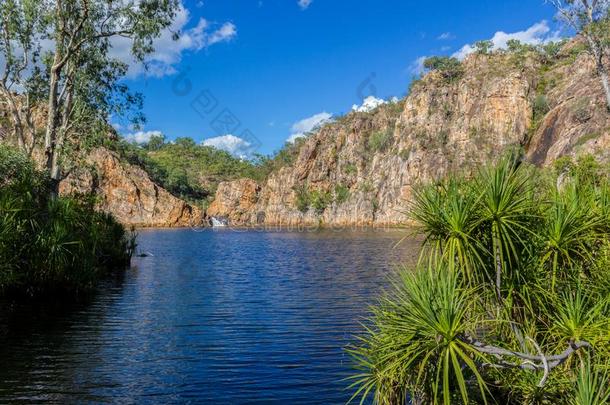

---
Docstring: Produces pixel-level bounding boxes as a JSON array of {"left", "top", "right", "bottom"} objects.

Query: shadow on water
[{"left": 0, "top": 229, "right": 420, "bottom": 404}]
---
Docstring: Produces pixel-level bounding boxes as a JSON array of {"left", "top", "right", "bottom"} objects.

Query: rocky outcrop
[
  {"left": 60, "top": 147, "right": 203, "bottom": 227},
  {"left": 206, "top": 179, "right": 260, "bottom": 225},
  {"left": 527, "top": 47, "right": 610, "bottom": 164},
  {"left": 208, "top": 45, "right": 610, "bottom": 227}
]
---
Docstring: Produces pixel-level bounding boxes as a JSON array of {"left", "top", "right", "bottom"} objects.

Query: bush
[
  {"left": 0, "top": 145, "right": 135, "bottom": 298},
  {"left": 367, "top": 129, "right": 393, "bottom": 152},
  {"left": 344, "top": 163, "right": 357, "bottom": 175},
  {"left": 310, "top": 190, "right": 332, "bottom": 214},
  {"left": 334, "top": 184, "right": 350, "bottom": 204},
  {"left": 533, "top": 94, "right": 550, "bottom": 120},
  {"left": 423, "top": 56, "right": 464, "bottom": 82},
  {"left": 474, "top": 39, "right": 493, "bottom": 54},
  {"left": 293, "top": 184, "right": 311, "bottom": 213},
  {"left": 349, "top": 155, "right": 610, "bottom": 404},
  {"left": 292, "top": 184, "right": 332, "bottom": 214}
]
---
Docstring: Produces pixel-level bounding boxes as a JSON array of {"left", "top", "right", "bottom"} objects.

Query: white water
[{"left": 210, "top": 217, "right": 228, "bottom": 227}]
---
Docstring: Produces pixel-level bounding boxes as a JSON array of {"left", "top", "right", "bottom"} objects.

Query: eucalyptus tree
[
  {"left": 548, "top": 0, "right": 610, "bottom": 110},
  {"left": 0, "top": 0, "right": 179, "bottom": 194}
]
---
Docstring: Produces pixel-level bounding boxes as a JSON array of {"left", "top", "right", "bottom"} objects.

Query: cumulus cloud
[
  {"left": 202, "top": 134, "right": 253, "bottom": 158},
  {"left": 437, "top": 32, "right": 454, "bottom": 40},
  {"left": 298, "top": 0, "right": 313, "bottom": 10},
  {"left": 287, "top": 112, "right": 332, "bottom": 143},
  {"left": 452, "top": 20, "right": 561, "bottom": 60},
  {"left": 110, "top": 3, "right": 237, "bottom": 78},
  {"left": 124, "top": 130, "right": 164, "bottom": 144},
  {"left": 352, "top": 96, "right": 388, "bottom": 113}
]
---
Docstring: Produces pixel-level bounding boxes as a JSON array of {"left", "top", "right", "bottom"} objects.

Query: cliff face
[
  {"left": 60, "top": 147, "right": 203, "bottom": 228},
  {"left": 208, "top": 47, "right": 610, "bottom": 227}
]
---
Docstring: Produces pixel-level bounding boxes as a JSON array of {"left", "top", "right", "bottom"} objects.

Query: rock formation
[
  {"left": 206, "top": 179, "right": 260, "bottom": 224},
  {"left": 60, "top": 147, "right": 203, "bottom": 228},
  {"left": 207, "top": 45, "right": 610, "bottom": 227}
]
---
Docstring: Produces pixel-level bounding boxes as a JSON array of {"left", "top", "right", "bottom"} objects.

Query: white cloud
[
  {"left": 287, "top": 112, "right": 332, "bottom": 143},
  {"left": 202, "top": 134, "right": 253, "bottom": 158},
  {"left": 452, "top": 20, "right": 561, "bottom": 60},
  {"left": 110, "top": 3, "right": 237, "bottom": 78},
  {"left": 409, "top": 56, "right": 428, "bottom": 75},
  {"left": 437, "top": 32, "right": 454, "bottom": 40},
  {"left": 298, "top": 0, "right": 313, "bottom": 10},
  {"left": 124, "top": 130, "right": 163, "bottom": 144},
  {"left": 352, "top": 96, "right": 387, "bottom": 113}
]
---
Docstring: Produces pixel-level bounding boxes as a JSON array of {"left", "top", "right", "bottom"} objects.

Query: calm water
[{"left": 0, "top": 229, "right": 419, "bottom": 404}]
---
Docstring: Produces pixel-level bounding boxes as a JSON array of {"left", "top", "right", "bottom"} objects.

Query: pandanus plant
[{"left": 349, "top": 154, "right": 610, "bottom": 404}]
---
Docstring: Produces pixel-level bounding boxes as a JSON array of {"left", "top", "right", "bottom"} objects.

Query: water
[{"left": 0, "top": 229, "right": 419, "bottom": 404}]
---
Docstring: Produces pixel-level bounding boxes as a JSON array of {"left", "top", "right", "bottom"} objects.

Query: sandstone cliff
[
  {"left": 208, "top": 45, "right": 610, "bottom": 227},
  {"left": 60, "top": 147, "right": 203, "bottom": 228}
]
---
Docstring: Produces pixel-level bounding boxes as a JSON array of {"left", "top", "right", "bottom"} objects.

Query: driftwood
[{"left": 461, "top": 335, "right": 591, "bottom": 387}]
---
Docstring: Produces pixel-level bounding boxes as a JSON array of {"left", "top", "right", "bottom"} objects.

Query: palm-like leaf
[
  {"left": 348, "top": 264, "right": 488, "bottom": 404},
  {"left": 475, "top": 156, "right": 535, "bottom": 301},
  {"left": 539, "top": 183, "right": 602, "bottom": 290},
  {"left": 574, "top": 356, "right": 610, "bottom": 405}
]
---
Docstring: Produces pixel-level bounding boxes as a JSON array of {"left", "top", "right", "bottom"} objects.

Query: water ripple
[{"left": 0, "top": 229, "right": 418, "bottom": 404}]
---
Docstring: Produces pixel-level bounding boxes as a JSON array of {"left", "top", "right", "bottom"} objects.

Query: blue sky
[{"left": 117, "top": 0, "right": 563, "bottom": 157}]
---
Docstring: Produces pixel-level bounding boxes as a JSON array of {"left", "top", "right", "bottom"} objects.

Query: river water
[{"left": 0, "top": 228, "right": 419, "bottom": 404}]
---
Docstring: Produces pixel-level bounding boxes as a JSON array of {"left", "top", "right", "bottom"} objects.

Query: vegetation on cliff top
[
  {"left": 0, "top": 145, "right": 135, "bottom": 298},
  {"left": 348, "top": 155, "right": 610, "bottom": 404},
  {"left": 111, "top": 133, "right": 308, "bottom": 206}
]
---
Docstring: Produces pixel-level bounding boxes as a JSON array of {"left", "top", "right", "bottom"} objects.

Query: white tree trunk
[{"left": 44, "top": 65, "right": 61, "bottom": 195}]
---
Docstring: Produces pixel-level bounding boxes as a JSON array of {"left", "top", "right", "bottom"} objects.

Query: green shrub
[
  {"left": 533, "top": 94, "right": 550, "bottom": 120},
  {"left": 474, "top": 39, "right": 493, "bottom": 54},
  {"left": 423, "top": 56, "right": 464, "bottom": 82},
  {"left": 310, "top": 190, "right": 332, "bottom": 214},
  {"left": 0, "top": 145, "right": 135, "bottom": 298},
  {"left": 334, "top": 184, "right": 350, "bottom": 204},
  {"left": 367, "top": 129, "right": 393, "bottom": 152},
  {"left": 293, "top": 185, "right": 331, "bottom": 214},
  {"left": 293, "top": 184, "right": 311, "bottom": 213},
  {"left": 349, "top": 155, "right": 610, "bottom": 404},
  {"left": 344, "top": 163, "right": 357, "bottom": 175}
]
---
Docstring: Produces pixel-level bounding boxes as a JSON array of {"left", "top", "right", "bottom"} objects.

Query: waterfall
[{"left": 210, "top": 217, "right": 228, "bottom": 227}]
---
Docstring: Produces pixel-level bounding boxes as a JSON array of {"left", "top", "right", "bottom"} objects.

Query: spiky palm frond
[
  {"left": 538, "top": 183, "right": 602, "bottom": 291},
  {"left": 574, "top": 356, "right": 610, "bottom": 405},
  {"left": 348, "top": 264, "right": 488, "bottom": 405}
]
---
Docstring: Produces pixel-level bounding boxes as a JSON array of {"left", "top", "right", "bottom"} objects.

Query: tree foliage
[
  {"left": 423, "top": 56, "right": 464, "bottom": 82},
  {"left": 0, "top": 0, "right": 179, "bottom": 193}
]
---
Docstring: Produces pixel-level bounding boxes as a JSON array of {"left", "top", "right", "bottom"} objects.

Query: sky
[{"left": 116, "top": 0, "right": 566, "bottom": 157}]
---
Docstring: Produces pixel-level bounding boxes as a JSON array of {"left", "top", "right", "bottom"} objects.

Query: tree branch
[{"left": 462, "top": 334, "right": 591, "bottom": 386}]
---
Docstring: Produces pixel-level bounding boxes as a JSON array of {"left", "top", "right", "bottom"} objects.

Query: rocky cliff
[
  {"left": 60, "top": 147, "right": 203, "bottom": 228},
  {"left": 208, "top": 44, "right": 610, "bottom": 227}
]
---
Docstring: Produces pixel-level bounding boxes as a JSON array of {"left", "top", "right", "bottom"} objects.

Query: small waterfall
[{"left": 210, "top": 217, "right": 228, "bottom": 227}]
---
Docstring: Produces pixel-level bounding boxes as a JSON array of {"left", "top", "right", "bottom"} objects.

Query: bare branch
[{"left": 462, "top": 334, "right": 591, "bottom": 386}]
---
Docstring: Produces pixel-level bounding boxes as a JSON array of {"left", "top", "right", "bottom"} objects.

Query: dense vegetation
[
  {"left": 113, "top": 134, "right": 306, "bottom": 206},
  {"left": 0, "top": 146, "right": 135, "bottom": 298},
  {"left": 349, "top": 155, "right": 610, "bottom": 404}
]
